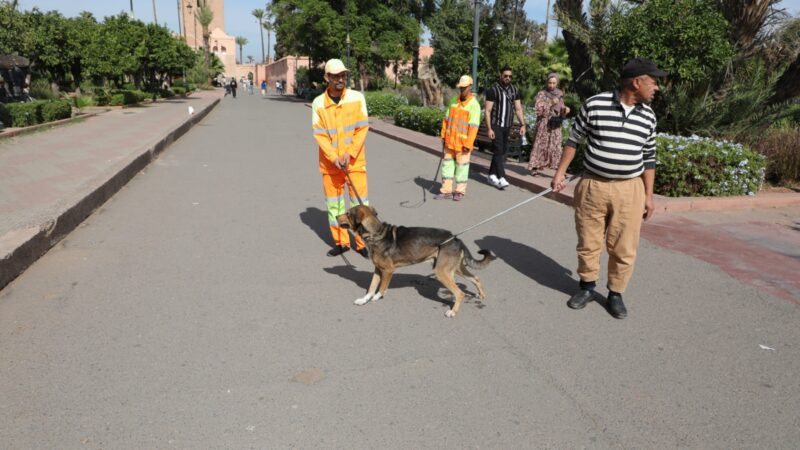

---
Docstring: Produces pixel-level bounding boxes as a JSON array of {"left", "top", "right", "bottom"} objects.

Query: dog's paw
[
  {"left": 372, "top": 292, "right": 382, "bottom": 302},
  {"left": 444, "top": 309, "right": 456, "bottom": 318},
  {"left": 354, "top": 295, "right": 372, "bottom": 306}
]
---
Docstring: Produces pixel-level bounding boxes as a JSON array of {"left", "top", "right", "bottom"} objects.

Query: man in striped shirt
[
  {"left": 551, "top": 58, "right": 667, "bottom": 319},
  {"left": 484, "top": 66, "right": 526, "bottom": 189}
]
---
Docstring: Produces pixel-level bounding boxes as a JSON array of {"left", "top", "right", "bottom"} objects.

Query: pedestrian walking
[
  {"left": 551, "top": 58, "right": 667, "bottom": 319},
  {"left": 229, "top": 77, "right": 238, "bottom": 98},
  {"left": 434, "top": 75, "right": 480, "bottom": 202},
  {"left": 528, "top": 73, "right": 570, "bottom": 175},
  {"left": 247, "top": 79, "right": 254, "bottom": 95},
  {"left": 261, "top": 80, "right": 267, "bottom": 97},
  {"left": 484, "top": 66, "right": 526, "bottom": 190},
  {"left": 311, "top": 58, "right": 371, "bottom": 257}
]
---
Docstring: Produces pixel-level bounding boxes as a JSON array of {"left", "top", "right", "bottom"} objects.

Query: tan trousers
[{"left": 574, "top": 175, "right": 645, "bottom": 293}]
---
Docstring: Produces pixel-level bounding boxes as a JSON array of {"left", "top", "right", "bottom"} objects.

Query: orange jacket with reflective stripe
[
  {"left": 312, "top": 88, "right": 370, "bottom": 174},
  {"left": 440, "top": 94, "right": 480, "bottom": 152}
]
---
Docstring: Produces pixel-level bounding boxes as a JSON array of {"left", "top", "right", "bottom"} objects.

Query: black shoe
[
  {"left": 607, "top": 293, "right": 627, "bottom": 319},
  {"left": 567, "top": 289, "right": 594, "bottom": 310},
  {"left": 356, "top": 247, "right": 369, "bottom": 258},
  {"left": 327, "top": 245, "right": 350, "bottom": 257}
]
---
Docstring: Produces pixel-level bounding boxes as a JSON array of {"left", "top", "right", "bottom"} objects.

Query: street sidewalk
[
  {"left": 369, "top": 118, "right": 800, "bottom": 303},
  {"left": 0, "top": 90, "right": 223, "bottom": 289}
]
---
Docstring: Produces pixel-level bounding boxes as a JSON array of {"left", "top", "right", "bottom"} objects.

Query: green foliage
[
  {"left": 74, "top": 95, "right": 97, "bottom": 108},
  {"left": 40, "top": 99, "right": 72, "bottom": 122},
  {"left": 654, "top": 134, "right": 765, "bottom": 196},
  {"left": 4, "top": 99, "right": 71, "bottom": 126},
  {"left": 0, "top": 103, "right": 11, "bottom": 128},
  {"left": 109, "top": 89, "right": 147, "bottom": 106},
  {"left": 29, "top": 78, "right": 56, "bottom": 100},
  {"left": 393, "top": 105, "right": 445, "bottom": 136},
  {"left": 171, "top": 86, "right": 187, "bottom": 96},
  {"left": 752, "top": 128, "right": 800, "bottom": 184},
  {"left": 364, "top": 92, "right": 409, "bottom": 118},
  {"left": 427, "top": 0, "right": 474, "bottom": 87},
  {"left": 607, "top": 0, "right": 733, "bottom": 84}
]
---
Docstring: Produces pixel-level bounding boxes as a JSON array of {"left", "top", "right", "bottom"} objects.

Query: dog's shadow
[
  {"left": 474, "top": 235, "right": 575, "bottom": 297},
  {"left": 323, "top": 265, "right": 484, "bottom": 309}
]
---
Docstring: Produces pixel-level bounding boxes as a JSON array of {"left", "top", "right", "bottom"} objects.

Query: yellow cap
[
  {"left": 456, "top": 75, "right": 473, "bottom": 88},
  {"left": 324, "top": 58, "right": 349, "bottom": 75}
]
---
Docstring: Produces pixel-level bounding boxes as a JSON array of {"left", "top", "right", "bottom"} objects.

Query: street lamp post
[{"left": 472, "top": 0, "right": 480, "bottom": 90}]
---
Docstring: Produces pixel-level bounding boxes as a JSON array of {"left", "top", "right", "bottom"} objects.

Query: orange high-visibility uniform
[
  {"left": 312, "top": 88, "right": 370, "bottom": 249},
  {"left": 439, "top": 94, "right": 480, "bottom": 194}
]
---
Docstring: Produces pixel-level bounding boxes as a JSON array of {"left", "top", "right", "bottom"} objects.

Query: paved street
[{"left": 1, "top": 92, "right": 798, "bottom": 448}]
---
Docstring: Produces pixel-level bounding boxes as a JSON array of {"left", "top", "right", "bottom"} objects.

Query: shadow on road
[
  {"left": 474, "top": 235, "right": 575, "bottom": 297},
  {"left": 323, "top": 264, "right": 484, "bottom": 309},
  {"left": 299, "top": 207, "right": 333, "bottom": 245}
]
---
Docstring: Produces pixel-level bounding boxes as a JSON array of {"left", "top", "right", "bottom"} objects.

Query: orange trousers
[
  {"left": 322, "top": 171, "right": 368, "bottom": 250},
  {"left": 574, "top": 175, "right": 645, "bottom": 293}
]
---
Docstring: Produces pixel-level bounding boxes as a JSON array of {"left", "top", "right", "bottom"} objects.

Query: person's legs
[
  {"left": 488, "top": 125, "right": 503, "bottom": 179},
  {"left": 605, "top": 178, "right": 646, "bottom": 294},
  {"left": 574, "top": 178, "right": 609, "bottom": 286},
  {"left": 322, "top": 172, "right": 351, "bottom": 249},
  {"left": 438, "top": 149, "right": 456, "bottom": 195},
  {"left": 453, "top": 151, "right": 472, "bottom": 196},
  {"left": 495, "top": 126, "right": 510, "bottom": 180}
]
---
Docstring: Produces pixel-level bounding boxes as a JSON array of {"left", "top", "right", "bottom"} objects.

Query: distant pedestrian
[
  {"left": 434, "top": 75, "right": 480, "bottom": 202},
  {"left": 311, "top": 58, "right": 371, "bottom": 257},
  {"left": 551, "top": 58, "right": 666, "bottom": 319},
  {"left": 528, "top": 73, "right": 570, "bottom": 175},
  {"left": 484, "top": 66, "right": 526, "bottom": 190},
  {"left": 261, "top": 80, "right": 267, "bottom": 97},
  {"left": 248, "top": 79, "right": 253, "bottom": 95},
  {"left": 229, "top": 77, "right": 237, "bottom": 98}
]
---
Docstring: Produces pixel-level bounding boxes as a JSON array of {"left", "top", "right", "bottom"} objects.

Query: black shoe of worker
[
  {"left": 607, "top": 292, "right": 627, "bottom": 319},
  {"left": 567, "top": 289, "right": 594, "bottom": 310},
  {"left": 327, "top": 245, "right": 350, "bottom": 257},
  {"left": 356, "top": 247, "right": 369, "bottom": 258}
]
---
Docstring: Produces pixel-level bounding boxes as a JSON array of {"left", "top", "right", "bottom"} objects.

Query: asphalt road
[{"left": 1, "top": 92, "right": 798, "bottom": 449}]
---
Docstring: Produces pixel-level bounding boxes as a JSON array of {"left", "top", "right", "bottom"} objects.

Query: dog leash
[
  {"left": 400, "top": 142, "right": 445, "bottom": 208},
  {"left": 439, "top": 173, "right": 580, "bottom": 246},
  {"left": 342, "top": 168, "right": 364, "bottom": 205}
]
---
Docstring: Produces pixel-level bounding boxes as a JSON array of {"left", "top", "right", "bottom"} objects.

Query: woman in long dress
[{"left": 527, "top": 73, "right": 570, "bottom": 174}]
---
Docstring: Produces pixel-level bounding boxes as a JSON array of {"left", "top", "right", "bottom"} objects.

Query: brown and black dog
[{"left": 337, "top": 205, "right": 496, "bottom": 317}]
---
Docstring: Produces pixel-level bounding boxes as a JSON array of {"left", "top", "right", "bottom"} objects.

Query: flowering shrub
[
  {"left": 655, "top": 134, "right": 766, "bottom": 196},
  {"left": 364, "top": 92, "right": 409, "bottom": 118},
  {"left": 393, "top": 105, "right": 445, "bottom": 137}
]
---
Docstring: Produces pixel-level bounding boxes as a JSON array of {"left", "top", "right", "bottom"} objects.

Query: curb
[
  {"left": 0, "top": 96, "right": 221, "bottom": 290},
  {"left": 0, "top": 112, "right": 102, "bottom": 140}
]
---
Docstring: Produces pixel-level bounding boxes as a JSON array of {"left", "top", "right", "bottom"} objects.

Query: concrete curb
[
  {"left": 0, "top": 112, "right": 102, "bottom": 140},
  {"left": 0, "top": 96, "right": 221, "bottom": 290},
  {"left": 368, "top": 118, "right": 800, "bottom": 212}
]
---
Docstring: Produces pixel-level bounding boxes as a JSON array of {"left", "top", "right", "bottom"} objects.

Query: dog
[{"left": 337, "top": 205, "right": 496, "bottom": 317}]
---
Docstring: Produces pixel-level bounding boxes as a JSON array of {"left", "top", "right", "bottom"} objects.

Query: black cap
[{"left": 621, "top": 58, "right": 668, "bottom": 79}]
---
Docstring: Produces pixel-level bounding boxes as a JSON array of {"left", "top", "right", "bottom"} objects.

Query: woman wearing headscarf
[{"left": 528, "top": 73, "right": 570, "bottom": 174}]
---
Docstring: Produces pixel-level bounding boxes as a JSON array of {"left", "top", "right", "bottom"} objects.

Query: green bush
[
  {"left": 30, "top": 79, "right": 56, "bottom": 100},
  {"left": 655, "top": 135, "right": 766, "bottom": 196},
  {"left": 41, "top": 99, "right": 72, "bottom": 122},
  {"left": 393, "top": 105, "right": 445, "bottom": 137},
  {"left": 364, "top": 92, "right": 409, "bottom": 118},
  {"left": 74, "top": 95, "right": 97, "bottom": 108},
  {"left": 0, "top": 103, "right": 11, "bottom": 128},
  {"left": 109, "top": 89, "right": 147, "bottom": 105},
  {"left": 6, "top": 101, "right": 43, "bottom": 127},
  {"left": 171, "top": 86, "right": 186, "bottom": 96}
]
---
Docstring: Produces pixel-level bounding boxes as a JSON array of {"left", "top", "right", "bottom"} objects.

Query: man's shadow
[
  {"left": 474, "top": 235, "right": 575, "bottom": 297},
  {"left": 323, "top": 265, "right": 482, "bottom": 308},
  {"left": 299, "top": 207, "right": 332, "bottom": 245}
]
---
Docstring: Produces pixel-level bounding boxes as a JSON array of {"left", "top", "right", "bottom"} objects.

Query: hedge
[
  {"left": 364, "top": 91, "right": 408, "bottom": 118},
  {"left": 393, "top": 105, "right": 444, "bottom": 137},
  {"left": 109, "top": 89, "right": 148, "bottom": 106},
  {"left": 3, "top": 99, "right": 72, "bottom": 127}
]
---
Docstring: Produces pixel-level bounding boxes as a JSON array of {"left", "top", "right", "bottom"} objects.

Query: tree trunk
[
  {"left": 769, "top": 52, "right": 800, "bottom": 105},
  {"left": 411, "top": 38, "right": 420, "bottom": 81},
  {"left": 555, "top": 0, "right": 596, "bottom": 99}
]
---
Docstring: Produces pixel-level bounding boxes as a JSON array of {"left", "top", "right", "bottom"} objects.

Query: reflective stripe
[
  {"left": 344, "top": 137, "right": 353, "bottom": 145},
  {"left": 313, "top": 127, "right": 327, "bottom": 134},
  {"left": 456, "top": 119, "right": 471, "bottom": 127},
  {"left": 331, "top": 141, "right": 339, "bottom": 148},
  {"left": 326, "top": 195, "right": 344, "bottom": 204},
  {"left": 349, "top": 196, "right": 369, "bottom": 205}
]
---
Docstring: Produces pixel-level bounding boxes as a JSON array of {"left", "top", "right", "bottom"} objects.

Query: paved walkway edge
[
  {"left": 0, "top": 97, "right": 221, "bottom": 290},
  {"left": 368, "top": 118, "right": 800, "bottom": 212},
  {"left": 0, "top": 112, "right": 101, "bottom": 140}
]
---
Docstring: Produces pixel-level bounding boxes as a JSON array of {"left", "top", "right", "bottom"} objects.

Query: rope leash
[{"left": 439, "top": 173, "right": 579, "bottom": 246}]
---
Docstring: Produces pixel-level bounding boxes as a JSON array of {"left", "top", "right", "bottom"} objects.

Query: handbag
[{"left": 547, "top": 116, "right": 564, "bottom": 129}]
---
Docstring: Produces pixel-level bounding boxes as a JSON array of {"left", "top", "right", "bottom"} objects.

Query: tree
[
  {"left": 195, "top": 0, "right": 214, "bottom": 82},
  {"left": 85, "top": 13, "right": 144, "bottom": 86},
  {"left": 263, "top": 9, "right": 274, "bottom": 63},
  {"left": 247, "top": 55, "right": 254, "bottom": 64},
  {"left": 235, "top": 36, "right": 248, "bottom": 64},
  {"left": 252, "top": 8, "right": 266, "bottom": 63}
]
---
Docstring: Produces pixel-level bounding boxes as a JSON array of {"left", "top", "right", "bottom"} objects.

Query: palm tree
[
  {"left": 235, "top": 36, "right": 248, "bottom": 64},
  {"left": 263, "top": 14, "right": 273, "bottom": 64},
  {"left": 247, "top": 55, "right": 255, "bottom": 64},
  {"left": 252, "top": 8, "right": 266, "bottom": 64},
  {"left": 151, "top": 0, "right": 158, "bottom": 24},
  {"left": 195, "top": 0, "right": 214, "bottom": 83}
]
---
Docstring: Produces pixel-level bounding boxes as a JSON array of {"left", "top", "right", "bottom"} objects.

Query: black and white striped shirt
[
  {"left": 566, "top": 90, "right": 657, "bottom": 179},
  {"left": 485, "top": 83, "right": 520, "bottom": 127}
]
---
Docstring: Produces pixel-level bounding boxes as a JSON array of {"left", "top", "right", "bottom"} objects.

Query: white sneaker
[
  {"left": 498, "top": 177, "right": 510, "bottom": 188},
  {"left": 487, "top": 174, "right": 500, "bottom": 187}
]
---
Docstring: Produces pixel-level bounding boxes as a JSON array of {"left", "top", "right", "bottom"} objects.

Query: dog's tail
[{"left": 462, "top": 244, "right": 496, "bottom": 269}]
